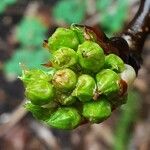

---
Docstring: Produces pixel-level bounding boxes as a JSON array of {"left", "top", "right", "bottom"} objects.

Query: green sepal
[
  {"left": 72, "top": 74, "right": 96, "bottom": 102},
  {"left": 24, "top": 102, "right": 55, "bottom": 121},
  {"left": 104, "top": 54, "right": 125, "bottom": 73},
  {"left": 20, "top": 69, "right": 51, "bottom": 86},
  {"left": 82, "top": 99, "right": 111, "bottom": 123},
  {"left": 77, "top": 41, "right": 105, "bottom": 73},
  {"left": 55, "top": 91, "right": 76, "bottom": 105},
  {"left": 52, "top": 68, "right": 77, "bottom": 92},
  {"left": 70, "top": 24, "right": 97, "bottom": 44},
  {"left": 48, "top": 27, "right": 79, "bottom": 52},
  {"left": 52, "top": 47, "right": 78, "bottom": 69},
  {"left": 96, "top": 69, "right": 120, "bottom": 97},
  {"left": 25, "top": 81, "right": 54, "bottom": 106},
  {"left": 46, "top": 107, "right": 81, "bottom": 130}
]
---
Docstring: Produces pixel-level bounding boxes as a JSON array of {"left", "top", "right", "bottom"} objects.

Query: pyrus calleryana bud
[
  {"left": 52, "top": 68, "right": 77, "bottom": 92},
  {"left": 77, "top": 41, "right": 105, "bottom": 73},
  {"left": 96, "top": 69, "right": 120, "bottom": 97},
  {"left": 25, "top": 81, "right": 54, "bottom": 105},
  {"left": 20, "top": 69, "right": 51, "bottom": 86},
  {"left": 48, "top": 28, "right": 79, "bottom": 52},
  {"left": 46, "top": 107, "right": 81, "bottom": 129},
  {"left": 82, "top": 99, "right": 111, "bottom": 123},
  {"left": 25, "top": 102, "right": 54, "bottom": 121},
  {"left": 52, "top": 47, "right": 78, "bottom": 69},
  {"left": 72, "top": 74, "right": 96, "bottom": 102},
  {"left": 104, "top": 54, "right": 125, "bottom": 73}
]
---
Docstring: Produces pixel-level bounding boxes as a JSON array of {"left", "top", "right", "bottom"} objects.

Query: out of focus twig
[
  {"left": 0, "top": 99, "right": 27, "bottom": 137},
  {"left": 29, "top": 120, "right": 61, "bottom": 150}
]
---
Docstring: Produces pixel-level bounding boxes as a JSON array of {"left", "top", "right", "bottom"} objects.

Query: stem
[
  {"left": 121, "top": 0, "right": 150, "bottom": 73},
  {"left": 122, "top": 0, "right": 150, "bottom": 53},
  {"left": 87, "top": 0, "right": 150, "bottom": 73}
]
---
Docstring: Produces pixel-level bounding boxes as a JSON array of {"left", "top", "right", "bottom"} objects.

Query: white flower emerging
[{"left": 120, "top": 64, "right": 136, "bottom": 87}]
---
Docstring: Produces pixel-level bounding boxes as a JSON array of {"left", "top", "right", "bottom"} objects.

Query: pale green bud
[
  {"left": 25, "top": 81, "right": 54, "bottom": 105},
  {"left": 104, "top": 54, "right": 125, "bottom": 73},
  {"left": 82, "top": 99, "right": 111, "bottom": 123},
  {"left": 77, "top": 41, "right": 105, "bottom": 73},
  {"left": 48, "top": 28, "right": 79, "bottom": 52},
  {"left": 96, "top": 69, "right": 120, "bottom": 97},
  {"left": 46, "top": 107, "right": 81, "bottom": 129},
  {"left": 72, "top": 74, "right": 96, "bottom": 102},
  {"left": 52, "top": 47, "right": 78, "bottom": 69},
  {"left": 20, "top": 69, "right": 51, "bottom": 86},
  {"left": 25, "top": 102, "right": 54, "bottom": 121},
  {"left": 52, "top": 68, "right": 77, "bottom": 92}
]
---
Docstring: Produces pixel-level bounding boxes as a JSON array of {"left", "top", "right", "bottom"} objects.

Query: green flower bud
[
  {"left": 72, "top": 74, "right": 96, "bottom": 102},
  {"left": 25, "top": 102, "right": 54, "bottom": 121},
  {"left": 52, "top": 47, "right": 78, "bottom": 69},
  {"left": 70, "top": 24, "right": 97, "bottom": 43},
  {"left": 52, "top": 68, "right": 77, "bottom": 92},
  {"left": 104, "top": 54, "right": 125, "bottom": 73},
  {"left": 48, "top": 28, "right": 79, "bottom": 52},
  {"left": 96, "top": 69, "right": 120, "bottom": 97},
  {"left": 82, "top": 99, "right": 111, "bottom": 123},
  {"left": 55, "top": 91, "right": 76, "bottom": 105},
  {"left": 25, "top": 81, "right": 54, "bottom": 105},
  {"left": 20, "top": 69, "right": 51, "bottom": 86},
  {"left": 77, "top": 41, "right": 105, "bottom": 73},
  {"left": 46, "top": 107, "right": 81, "bottom": 129}
]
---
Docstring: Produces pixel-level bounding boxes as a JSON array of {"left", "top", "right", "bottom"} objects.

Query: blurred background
[{"left": 0, "top": 0, "right": 149, "bottom": 149}]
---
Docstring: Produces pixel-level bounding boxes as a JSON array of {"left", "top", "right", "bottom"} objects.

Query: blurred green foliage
[
  {"left": 4, "top": 17, "right": 50, "bottom": 77},
  {"left": 53, "top": 0, "right": 128, "bottom": 34},
  {"left": 53, "top": 0, "right": 86, "bottom": 24},
  {"left": 4, "top": 48, "right": 50, "bottom": 76},
  {"left": 97, "top": 0, "right": 128, "bottom": 34},
  {"left": 113, "top": 90, "right": 140, "bottom": 150},
  {"left": 3, "top": 0, "right": 129, "bottom": 77},
  {"left": 0, "top": 0, "right": 16, "bottom": 14},
  {"left": 16, "top": 17, "right": 47, "bottom": 47}
]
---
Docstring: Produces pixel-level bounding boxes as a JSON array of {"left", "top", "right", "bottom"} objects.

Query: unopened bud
[
  {"left": 25, "top": 102, "right": 54, "bottom": 121},
  {"left": 104, "top": 54, "right": 125, "bottom": 73},
  {"left": 20, "top": 69, "right": 51, "bottom": 86},
  {"left": 52, "top": 69, "right": 77, "bottom": 92},
  {"left": 96, "top": 69, "right": 120, "bottom": 97},
  {"left": 77, "top": 41, "right": 105, "bottom": 73},
  {"left": 46, "top": 107, "right": 81, "bottom": 129},
  {"left": 82, "top": 99, "right": 111, "bottom": 123},
  {"left": 52, "top": 47, "right": 78, "bottom": 69},
  {"left": 25, "top": 81, "right": 54, "bottom": 105},
  {"left": 48, "top": 28, "right": 79, "bottom": 52},
  {"left": 70, "top": 24, "right": 97, "bottom": 43},
  {"left": 120, "top": 64, "right": 136, "bottom": 87},
  {"left": 72, "top": 74, "right": 96, "bottom": 102}
]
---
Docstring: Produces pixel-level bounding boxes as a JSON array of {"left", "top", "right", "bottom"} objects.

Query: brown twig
[
  {"left": 121, "top": 0, "right": 150, "bottom": 73},
  {"left": 0, "top": 99, "right": 27, "bottom": 137},
  {"left": 86, "top": 0, "right": 150, "bottom": 74}
]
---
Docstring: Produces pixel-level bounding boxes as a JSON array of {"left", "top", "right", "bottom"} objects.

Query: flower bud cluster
[{"left": 21, "top": 25, "right": 136, "bottom": 130}]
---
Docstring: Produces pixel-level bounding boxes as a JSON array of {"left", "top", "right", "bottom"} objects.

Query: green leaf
[
  {"left": 113, "top": 90, "right": 140, "bottom": 150},
  {"left": 4, "top": 47, "right": 50, "bottom": 76},
  {"left": 16, "top": 17, "right": 47, "bottom": 47},
  {"left": 96, "top": 0, "right": 129, "bottom": 34},
  {"left": 96, "top": 0, "right": 111, "bottom": 11},
  {"left": 53, "top": 0, "right": 86, "bottom": 24},
  {"left": 0, "top": 0, "right": 16, "bottom": 13}
]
